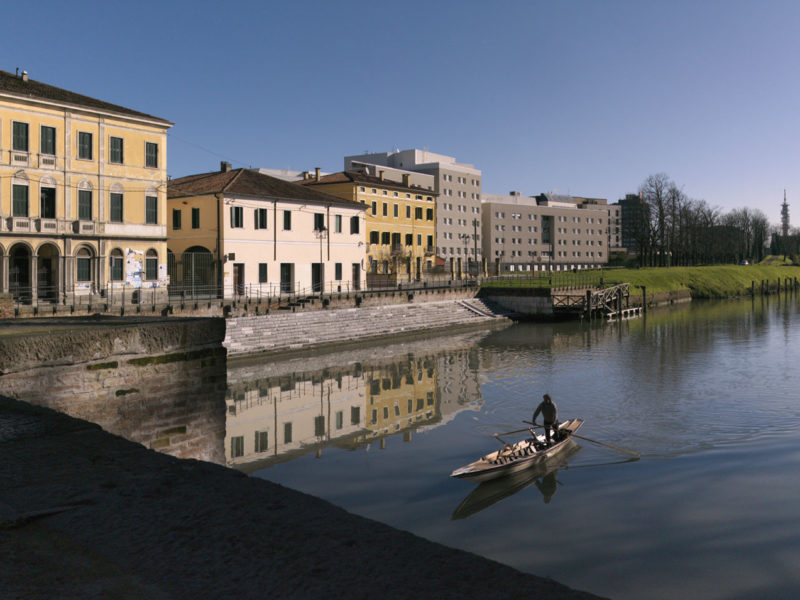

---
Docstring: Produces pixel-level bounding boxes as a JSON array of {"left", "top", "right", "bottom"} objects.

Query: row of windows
[
  {"left": 229, "top": 406, "right": 363, "bottom": 458},
  {"left": 73, "top": 248, "right": 160, "bottom": 282},
  {"left": 222, "top": 207, "right": 361, "bottom": 234},
  {"left": 442, "top": 174, "right": 480, "bottom": 187},
  {"left": 10, "top": 183, "right": 158, "bottom": 223},
  {"left": 369, "top": 202, "right": 435, "bottom": 221},
  {"left": 358, "top": 186, "right": 434, "bottom": 201},
  {"left": 368, "top": 231, "right": 435, "bottom": 247},
  {"left": 9, "top": 121, "right": 159, "bottom": 167}
]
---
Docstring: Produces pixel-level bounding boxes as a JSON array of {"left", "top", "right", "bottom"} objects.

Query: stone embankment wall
[
  {"left": 224, "top": 299, "right": 509, "bottom": 358},
  {"left": 0, "top": 317, "right": 228, "bottom": 463}
]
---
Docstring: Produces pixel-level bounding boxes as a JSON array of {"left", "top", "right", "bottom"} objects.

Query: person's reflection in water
[{"left": 534, "top": 470, "right": 558, "bottom": 504}]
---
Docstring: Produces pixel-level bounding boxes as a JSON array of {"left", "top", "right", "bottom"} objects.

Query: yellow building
[
  {"left": 298, "top": 169, "right": 437, "bottom": 282},
  {"left": 0, "top": 69, "right": 172, "bottom": 305}
]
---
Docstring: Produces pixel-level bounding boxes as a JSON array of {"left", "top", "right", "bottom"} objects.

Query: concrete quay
[{"left": 0, "top": 396, "right": 607, "bottom": 600}]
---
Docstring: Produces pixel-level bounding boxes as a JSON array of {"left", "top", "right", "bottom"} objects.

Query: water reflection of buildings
[{"left": 225, "top": 332, "right": 488, "bottom": 472}]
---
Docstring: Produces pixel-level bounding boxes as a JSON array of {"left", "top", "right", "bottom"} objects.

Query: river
[{"left": 226, "top": 296, "right": 800, "bottom": 600}]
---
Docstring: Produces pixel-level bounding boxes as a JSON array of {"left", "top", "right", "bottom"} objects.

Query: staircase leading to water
[{"left": 224, "top": 300, "right": 510, "bottom": 357}]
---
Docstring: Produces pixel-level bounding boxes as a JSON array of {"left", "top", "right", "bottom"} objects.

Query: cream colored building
[
  {"left": 0, "top": 69, "right": 172, "bottom": 304},
  {"left": 167, "top": 164, "right": 366, "bottom": 296}
]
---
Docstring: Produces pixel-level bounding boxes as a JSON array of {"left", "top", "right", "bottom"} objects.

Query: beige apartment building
[
  {"left": 167, "top": 164, "right": 366, "bottom": 297},
  {"left": 0, "top": 69, "right": 172, "bottom": 304},
  {"left": 481, "top": 192, "right": 610, "bottom": 272},
  {"left": 345, "top": 149, "right": 482, "bottom": 267}
]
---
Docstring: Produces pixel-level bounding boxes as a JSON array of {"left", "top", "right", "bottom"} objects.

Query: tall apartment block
[
  {"left": 345, "top": 150, "right": 482, "bottom": 265},
  {"left": 480, "top": 192, "right": 611, "bottom": 272}
]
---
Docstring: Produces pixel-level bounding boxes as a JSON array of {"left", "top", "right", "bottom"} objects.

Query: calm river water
[{"left": 227, "top": 296, "right": 800, "bottom": 600}]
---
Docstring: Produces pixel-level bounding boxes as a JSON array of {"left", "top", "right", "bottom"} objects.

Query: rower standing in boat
[{"left": 533, "top": 393, "right": 559, "bottom": 446}]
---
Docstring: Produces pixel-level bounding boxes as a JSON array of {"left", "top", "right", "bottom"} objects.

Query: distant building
[
  {"left": 0, "top": 69, "right": 172, "bottom": 304},
  {"left": 480, "top": 192, "right": 610, "bottom": 271},
  {"left": 167, "top": 163, "right": 366, "bottom": 296},
  {"left": 298, "top": 166, "right": 437, "bottom": 283},
  {"left": 617, "top": 194, "right": 646, "bottom": 254},
  {"left": 344, "top": 149, "right": 482, "bottom": 265}
]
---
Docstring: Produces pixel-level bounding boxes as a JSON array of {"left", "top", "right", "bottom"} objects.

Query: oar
[
  {"left": 493, "top": 426, "right": 535, "bottom": 437},
  {"left": 571, "top": 433, "right": 640, "bottom": 457}
]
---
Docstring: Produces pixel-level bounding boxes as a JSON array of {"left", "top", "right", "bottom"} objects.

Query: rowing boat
[{"left": 450, "top": 418, "right": 584, "bottom": 483}]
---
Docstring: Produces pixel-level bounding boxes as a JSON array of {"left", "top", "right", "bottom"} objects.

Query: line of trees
[{"left": 630, "top": 173, "right": 771, "bottom": 267}]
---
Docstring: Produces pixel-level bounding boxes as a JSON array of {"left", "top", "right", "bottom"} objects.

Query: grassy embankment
[{"left": 482, "top": 257, "right": 799, "bottom": 298}]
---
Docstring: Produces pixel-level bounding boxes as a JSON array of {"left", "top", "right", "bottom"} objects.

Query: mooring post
[
  {"left": 751, "top": 281, "right": 755, "bottom": 296},
  {"left": 586, "top": 289, "right": 592, "bottom": 320},
  {"left": 777, "top": 278, "right": 781, "bottom": 293},
  {"left": 641, "top": 285, "right": 647, "bottom": 313}
]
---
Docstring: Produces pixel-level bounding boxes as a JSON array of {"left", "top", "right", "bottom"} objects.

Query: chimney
[
  {"left": 21, "top": 71, "right": 28, "bottom": 82},
  {"left": 379, "top": 170, "right": 385, "bottom": 181},
  {"left": 220, "top": 161, "right": 232, "bottom": 172},
  {"left": 315, "top": 167, "right": 321, "bottom": 181},
  {"left": 510, "top": 190, "right": 520, "bottom": 196},
  {"left": 301, "top": 171, "right": 309, "bottom": 180},
  {"left": 402, "top": 174, "right": 410, "bottom": 187}
]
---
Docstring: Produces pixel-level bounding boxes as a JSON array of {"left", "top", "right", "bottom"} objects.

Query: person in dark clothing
[{"left": 532, "top": 393, "right": 559, "bottom": 445}]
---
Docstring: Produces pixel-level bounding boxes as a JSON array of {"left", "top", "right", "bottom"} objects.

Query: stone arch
[
  {"left": 9, "top": 242, "right": 33, "bottom": 301},
  {"left": 36, "top": 242, "right": 60, "bottom": 300}
]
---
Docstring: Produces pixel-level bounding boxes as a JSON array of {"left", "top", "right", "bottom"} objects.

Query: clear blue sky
[{"left": 5, "top": 0, "right": 799, "bottom": 225}]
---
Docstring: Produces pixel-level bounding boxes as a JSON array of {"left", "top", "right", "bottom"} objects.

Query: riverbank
[{"left": 0, "top": 395, "right": 607, "bottom": 600}]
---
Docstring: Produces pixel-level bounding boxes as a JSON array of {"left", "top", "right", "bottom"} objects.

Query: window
[
  {"left": 350, "top": 215, "right": 360, "bottom": 234},
  {"left": 78, "top": 132, "right": 93, "bottom": 160},
  {"left": 336, "top": 411, "right": 343, "bottom": 430},
  {"left": 406, "top": 206, "right": 411, "bottom": 218},
  {"left": 381, "top": 231, "right": 390, "bottom": 245},
  {"left": 393, "top": 204, "right": 398, "bottom": 217},
  {"left": 145, "top": 250, "right": 158, "bottom": 280},
  {"left": 369, "top": 231, "right": 379, "bottom": 244},
  {"left": 13, "top": 184, "right": 29, "bottom": 217},
  {"left": 172, "top": 209, "right": 182, "bottom": 230},
  {"left": 405, "top": 234, "right": 413, "bottom": 245},
  {"left": 12, "top": 122, "right": 28, "bottom": 151},
  {"left": 76, "top": 248, "right": 92, "bottom": 282},
  {"left": 382, "top": 203, "right": 387, "bottom": 216},
  {"left": 110, "top": 193, "right": 123, "bottom": 222},
  {"left": 40, "top": 187, "right": 56, "bottom": 219},
  {"left": 254, "top": 430, "right": 268, "bottom": 453},
  {"left": 79, "top": 190, "right": 92, "bottom": 220},
  {"left": 145, "top": 142, "right": 158, "bottom": 168},
  {"left": 40, "top": 126, "right": 56, "bottom": 155},
  {"left": 231, "top": 436, "right": 244, "bottom": 458},
  {"left": 371, "top": 201, "right": 377, "bottom": 214},
  {"left": 109, "top": 136, "right": 123, "bottom": 163},
  {"left": 351, "top": 406, "right": 360, "bottom": 425},
  {"left": 426, "top": 208, "right": 433, "bottom": 221},
  {"left": 335, "top": 263, "right": 342, "bottom": 280},
  {"left": 110, "top": 249, "right": 124, "bottom": 281},
  {"left": 259, "top": 263, "right": 268, "bottom": 283},
  {"left": 427, "top": 235, "right": 433, "bottom": 248},
  {"left": 313, "top": 213, "right": 325, "bottom": 231},
  {"left": 145, "top": 196, "right": 158, "bottom": 224},
  {"left": 334, "top": 214, "right": 342, "bottom": 233},
  {"left": 230, "top": 206, "right": 243, "bottom": 228},
  {"left": 415, "top": 207, "right": 423, "bottom": 219},
  {"left": 191, "top": 207, "right": 200, "bottom": 229},
  {"left": 255, "top": 208, "right": 268, "bottom": 229},
  {"left": 284, "top": 422, "right": 293, "bottom": 443},
  {"left": 314, "top": 416, "right": 325, "bottom": 437},
  {"left": 283, "top": 210, "right": 291, "bottom": 230}
]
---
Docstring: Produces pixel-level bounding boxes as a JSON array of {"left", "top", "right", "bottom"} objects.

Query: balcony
[
  {"left": 73, "top": 220, "right": 97, "bottom": 235},
  {"left": 424, "top": 246, "right": 435, "bottom": 255},
  {"left": 37, "top": 218, "right": 60, "bottom": 234},
  {"left": 38, "top": 153, "right": 56, "bottom": 169},
  {"left": 7, "top": 217, "right": 32, "bottom": 232},
  {"left": 10, "top": 151, "right": 29, "bottom": 167},
  {"left": 390, "top": 244, "right": 404, "bottom": 255}
]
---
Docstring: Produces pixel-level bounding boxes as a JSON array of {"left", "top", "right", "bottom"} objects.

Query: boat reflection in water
[
  {"left": 451, "top": 442, "right": 581, "bottom": 520},
  {"left": 224, "top": 332, "right": 488, "bottom": 472}
]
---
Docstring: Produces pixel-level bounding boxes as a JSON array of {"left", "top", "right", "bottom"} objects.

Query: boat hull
[{"left": 450, "top": 418, "right": 583, "bottom": 482}]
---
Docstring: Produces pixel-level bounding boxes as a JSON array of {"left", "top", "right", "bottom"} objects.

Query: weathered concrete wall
[
  {"left": 479, "top": 287, "right": 553, "bottom": 318},
  {"left": 0, "top": 317, "right": 227, "bottom": 463}
]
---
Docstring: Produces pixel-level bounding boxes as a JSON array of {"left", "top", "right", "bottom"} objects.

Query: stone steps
[{"left": 223, "top": 300, "right": 505, "bottom": 356}]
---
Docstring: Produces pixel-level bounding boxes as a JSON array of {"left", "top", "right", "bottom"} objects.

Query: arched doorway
[
  {"left": 181, "top": 246, "right": 216, "bottom": 296},
  {"left": 37, "top": 243, "right": 60, "bottom": 301},
  {"left": 9, "top": 244, "right": 32, "bottom": 302}
]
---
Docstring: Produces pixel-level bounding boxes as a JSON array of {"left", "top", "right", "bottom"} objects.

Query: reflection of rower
[{"left": 534, "top": 470, "right": 558, "bottom": 504}]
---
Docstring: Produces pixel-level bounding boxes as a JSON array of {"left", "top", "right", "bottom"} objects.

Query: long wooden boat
[{"left": 450, "top": 418, "right": 584, "bottom": 483}]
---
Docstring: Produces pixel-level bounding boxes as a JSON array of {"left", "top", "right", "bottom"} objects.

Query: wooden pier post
[
  {"left": 586, "top": 289, "right": 592, "bottom": 320},
  {"left": 641, "top": 285, "right": 647, "bottom": 313}
]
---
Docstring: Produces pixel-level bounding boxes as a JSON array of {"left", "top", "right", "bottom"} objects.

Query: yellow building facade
[
  {"left": 299, "top": 170, "right": 437, "bottom": 281},
  {"left": 0, "top": 69, "right": 172, "bottom": 305}
]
